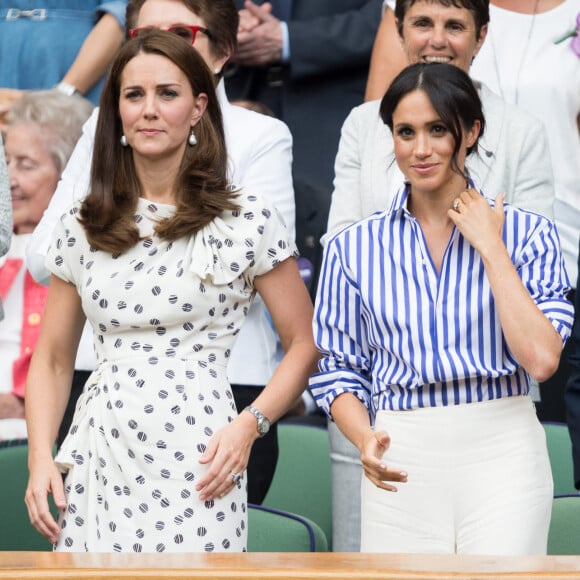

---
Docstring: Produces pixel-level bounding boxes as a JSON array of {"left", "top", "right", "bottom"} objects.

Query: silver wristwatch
[
  {"left": 54, "top": 82, "right": 80, "bottom": 97},
  {"left": 244, "top": 405, "right": 271, "bottom": 437}
]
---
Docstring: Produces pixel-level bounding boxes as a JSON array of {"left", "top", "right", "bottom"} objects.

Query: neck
[
  {"left": 134, "top": 156, "right": 179, "bottom": 205},
  {"left": 406, "top": 176, "right": 467, "bottom": 226}
]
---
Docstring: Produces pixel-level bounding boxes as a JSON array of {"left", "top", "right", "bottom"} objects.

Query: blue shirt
[
  {"left": 0, "top": 1, "right": 126, "bottom": 105},
  {"left": 310, "top": 185, "right": 574, "bottom": 419}
]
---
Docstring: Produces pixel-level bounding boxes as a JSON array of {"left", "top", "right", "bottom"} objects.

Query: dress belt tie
[{"left": 1, "top": 8, "right": 93, "bottom": 20}]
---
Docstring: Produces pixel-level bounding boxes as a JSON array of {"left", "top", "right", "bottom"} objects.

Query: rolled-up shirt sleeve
[
  {"left": 96, "top": 1, "right": 127, "bottom": 28},
  {"left": 309, "top": 237, "right": 373, "bottom": 418},
  {"left": 515, "top": 214, "right": 575, "bottom": 342}
]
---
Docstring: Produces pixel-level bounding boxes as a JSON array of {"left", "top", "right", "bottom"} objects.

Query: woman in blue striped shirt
[{"left": 310, "top": 62, "right": 574, "bottom": 555}]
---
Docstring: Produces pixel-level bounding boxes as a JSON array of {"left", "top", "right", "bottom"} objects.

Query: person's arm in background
[
  {"left": 321, "top": 105, "right": 367, "bottom": 246},
  {"left": 364, "top": 6, "right": 406, "bottom": 101},
  {"left": 233, "top": 0, "right": 383, "bottom": 80},
  {"left": 59, "top": 2, "right": 126, "bottom": 96},
  {"left": 239, "top": 117, "right": 295, "bottom": 236},
  {"left": 0, "top": 137, "right": 11, "bottom": 259},
  {"left": 0, "top": 2, "right": 125, "bottom": 125},
  {"left": 565, "top": 240, "right": 580, "bottom": 490},
  {"left": 26, "top": 110, "right": 98, "bottom": 285}
]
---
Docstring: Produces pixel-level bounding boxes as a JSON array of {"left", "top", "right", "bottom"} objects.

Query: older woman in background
[{"left": 0, "top": 91, "right": 93, "bottom": 441}]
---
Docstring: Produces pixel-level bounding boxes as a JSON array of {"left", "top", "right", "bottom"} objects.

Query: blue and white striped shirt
[{"left": 310, "top": 185, "right": 574, "bottom": 418}]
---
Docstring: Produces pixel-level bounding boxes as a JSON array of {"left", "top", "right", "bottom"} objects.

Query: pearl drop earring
[
  {"left": 188, "top": 130, "right": 197, "bottom": 146},
  {"left": 120, "top": 135, "right": 128, "bottom": 147}
]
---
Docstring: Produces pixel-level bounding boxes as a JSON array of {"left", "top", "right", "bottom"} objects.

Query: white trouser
[
  {"left": 328, "top": 419, "right": 362, "bottom": 551},
  {"left": 361, "top": 396, "right": 552, "bottom": 555}
]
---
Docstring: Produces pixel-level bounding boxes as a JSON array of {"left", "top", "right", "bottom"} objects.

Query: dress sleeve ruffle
[{"left": 186, "top": 191, "right": 298, "bottom": 286}]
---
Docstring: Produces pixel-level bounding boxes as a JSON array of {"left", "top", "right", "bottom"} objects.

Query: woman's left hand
[
  {"left": 195, "top": 412, "right": 258, "bottom": 501},
  {"left": 449, "top": 190, "right": 505, "bottom": 256}
]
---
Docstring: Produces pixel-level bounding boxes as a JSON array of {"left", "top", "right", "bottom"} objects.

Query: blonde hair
[{"left": 7, "top": 90, "right": 94, "bottom": 173}]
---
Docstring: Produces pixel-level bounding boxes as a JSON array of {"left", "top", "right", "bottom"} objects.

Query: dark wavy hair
[
  {"left": 79, "top": 31, "right": 238, "bottom": 253},
  {"left": 125, "top": 0, "right": 238, "bottom": 79},
  {"left": 395, "top": 0, "right": 489, "bottom": 40},
  {"left": 380, "top": 62, "right": 485, "bottom": 181}
]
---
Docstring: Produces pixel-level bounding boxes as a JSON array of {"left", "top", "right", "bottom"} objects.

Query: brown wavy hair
[{"left": 79, "top": 31, "right": 239, "bottom": 254}]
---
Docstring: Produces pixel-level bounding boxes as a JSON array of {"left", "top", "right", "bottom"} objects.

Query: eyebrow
[{"left": 122, "top": 83, "right": 183, "bottom": 90}]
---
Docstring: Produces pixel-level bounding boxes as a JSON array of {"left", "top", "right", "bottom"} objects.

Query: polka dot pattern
[{"left": 46, "top": 193, "right": 297, "bottom": 553}]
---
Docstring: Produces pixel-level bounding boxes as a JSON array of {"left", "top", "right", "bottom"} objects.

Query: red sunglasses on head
[{"left": 128, "top": 25, "right": 212, "bottom": 45}]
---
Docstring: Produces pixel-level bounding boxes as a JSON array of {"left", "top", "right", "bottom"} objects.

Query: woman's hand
[
  {"left": 25, "top": 455, "right": 66, "bottom": 544},
  {"left": 196, "top": 411, "right": 258, "bottom": 501},
  {"left": 449, "top": 190, "right": 506, "bottom": 257},
  {"left": 360, "top": 430, "right": 408, "bottom": 492}
]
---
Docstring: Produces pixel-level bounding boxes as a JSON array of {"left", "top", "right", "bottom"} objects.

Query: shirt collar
[{"left": 387, "top": 177, "right": 480, "bottom": 218}]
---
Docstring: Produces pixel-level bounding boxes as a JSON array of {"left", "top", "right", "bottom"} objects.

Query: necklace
[{"left": 489, "top": 0, "right": 540, "bottom": 104}]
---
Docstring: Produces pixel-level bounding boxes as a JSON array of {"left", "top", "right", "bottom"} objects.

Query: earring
[
  {"left": 120, "top": 135, "right": 128, "bottom": 147},
  {"left": 213, "top": 68, "right": 221, "bottom": 75},
  {"left": 188, "top": 130, "right": 197, "bottom": 146}
]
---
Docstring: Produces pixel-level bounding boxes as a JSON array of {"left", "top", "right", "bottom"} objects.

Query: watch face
[{"left": 257, "top": 417, "right": 270, "bottom": 436}]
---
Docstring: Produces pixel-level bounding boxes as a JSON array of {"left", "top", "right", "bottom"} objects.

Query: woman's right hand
[
  {"left": 360, "top": 430, "right": 408, "bottom": 492},
  {"left": 25, "top": 455, "right": 67, "bottom": 544}
]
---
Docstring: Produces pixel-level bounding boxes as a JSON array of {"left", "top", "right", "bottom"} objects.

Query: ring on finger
[
  {"left": 452, "top": 198, "right": 461, "bottom": 212},
  {"left": 230, "top": 471, "right": 241, "bottom": 485}
]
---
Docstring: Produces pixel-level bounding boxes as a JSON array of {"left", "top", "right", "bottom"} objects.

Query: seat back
[
  {"left": 247, "top": 504, "right": 328, "bottom": 552},
  {"left": 262, "top": 423, "right": 332, "bottom": 549},
  {"left": 548, "top": 495, "right": 580, "bottom": 555},
  {"left": 542, "top": 422, "right": 576, "bottom": 496},
  {"left": 0, "top": 441, "right": 56, "bottom": 551}
]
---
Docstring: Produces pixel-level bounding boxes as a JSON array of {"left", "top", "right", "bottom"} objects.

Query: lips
[
  {"left": 139, "top": 128, "right": 163, "bottom": 136},
  {"left": 411, "top": 163, "right": 438, "bottom": 175}
]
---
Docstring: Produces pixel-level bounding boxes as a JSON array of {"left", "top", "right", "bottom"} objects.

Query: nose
[
  {"left": 414, "top": 131, "right": 432, "bottom": 158},
  {"left": 142, "top": 92, "right": 159, "bottom": 119},
  {"left": 429, "top": 24, "right": 447, "bottom": 49},
  {"left": 6, "top": 158, "right": 19, "bottom": 188}
]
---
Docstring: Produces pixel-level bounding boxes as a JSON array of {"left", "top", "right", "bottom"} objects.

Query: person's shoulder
[
  {"left": 345, "top": 98, "right": 383, "bottom": 125},
  {"left": 478, "top": 82, "right": 544, "bottom": 132},
  {"left": 224, "top": 102, "right": 291, "bottom": 139}
]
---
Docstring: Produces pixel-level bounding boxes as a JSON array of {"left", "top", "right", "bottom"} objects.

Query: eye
[
  {"left": 412, "top": 17, "right": 432, "bottom": 29},
  {"left": 169, "top": 26, "right": 194, "bottom": 42},
  {"left": 160, "top": 88, "right": 179, "bottom": 98},
  {"left": 16, "top": 158, "right": 37, "bottom": 171},
  {"left": 396, "top": 126, "right": 414, "bottom": 138},
  {"left": 431, "top": 124, "right": 448, "bottom": 136},
  {"left": 124, "top": 90, "right": 142, "bottom": 101},
  {"left": 447, "top": 22, "right": 465, "bottom": 32}
]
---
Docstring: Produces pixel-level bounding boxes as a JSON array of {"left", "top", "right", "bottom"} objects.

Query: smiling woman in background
[{"left": 0, "top": 91, "right": 92, "bottom": 442}]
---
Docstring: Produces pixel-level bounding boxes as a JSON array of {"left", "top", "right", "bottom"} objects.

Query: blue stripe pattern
[{"left": 310, "top": 185, "right": 574, "bottom": 419}]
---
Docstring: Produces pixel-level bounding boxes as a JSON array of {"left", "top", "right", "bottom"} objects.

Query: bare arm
[
  {"left": 196, "top": 258, "right": 319, "bottom": 501},
  {"left": 25, "top": 275, "right": 85, "bottom": 543},
  {"left": 60, "top": 13, "right": 124, "bottom": 95},
  {"left": 364, "top": 7, "right": 407, "bottom": 102},
  {"left": 330, "top": 393, "right": 407, "bottom": 491},
  {"left": 450, "top": 191, "right": 563, "bottom": 382}
]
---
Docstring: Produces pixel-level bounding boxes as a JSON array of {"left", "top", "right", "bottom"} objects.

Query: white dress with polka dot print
[{"left": 46, "top": 192, "right": 297, "bottom": 553}]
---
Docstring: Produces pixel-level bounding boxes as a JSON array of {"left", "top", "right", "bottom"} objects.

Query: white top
[
  {"left": 325, "top": 84, "right": 555, "bottom": 245},
  {"left": 471, "top": 0, "right": 580, "bottom": 283},
  {"left": 27, "top": 80, "right": 296, "bottom": 384}
]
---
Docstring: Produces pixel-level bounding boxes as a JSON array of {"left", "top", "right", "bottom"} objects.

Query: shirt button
[{"left": 27, "top": 312, "right": 41, "bottom": 325}]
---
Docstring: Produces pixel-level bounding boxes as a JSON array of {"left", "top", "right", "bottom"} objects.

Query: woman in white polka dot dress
[{"left": 23, "top": 31, "right": 318, "bottom": 553}]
